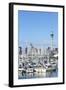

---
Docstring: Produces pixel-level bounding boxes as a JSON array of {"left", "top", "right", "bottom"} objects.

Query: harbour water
[{"left": 18, "top": 67, "right": 58, "bottom": 79}]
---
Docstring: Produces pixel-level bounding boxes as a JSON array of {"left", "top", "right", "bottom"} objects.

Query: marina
[{"left": 18, "top": 46, "right": 58, "bottom": 79}]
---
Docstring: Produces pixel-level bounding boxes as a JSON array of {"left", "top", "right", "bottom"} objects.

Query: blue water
[{"left": 18, "top": 69, "right": 58, "bottom": 79}]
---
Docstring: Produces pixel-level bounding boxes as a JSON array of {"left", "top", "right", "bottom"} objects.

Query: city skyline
[{"left": 18, "top": 10, "right": 58, "bottom": 48}]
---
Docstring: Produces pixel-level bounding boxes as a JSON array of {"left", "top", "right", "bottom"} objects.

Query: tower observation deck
[{"left": 50, "top": 31, "right": 54, "bottom": 50}]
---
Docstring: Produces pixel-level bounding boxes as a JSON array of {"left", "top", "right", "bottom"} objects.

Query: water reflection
[{"left": 18, "top": 69, "right": 58, "bottom": 79}]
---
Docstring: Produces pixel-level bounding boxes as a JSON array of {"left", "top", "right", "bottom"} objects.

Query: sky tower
[{"left": 50, "top": 31, "right": 54, "bottom": 50}]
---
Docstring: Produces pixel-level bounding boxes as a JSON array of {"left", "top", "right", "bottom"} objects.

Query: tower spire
[{"left": 50, "top": 31, "right": 54, "bottom": 50}]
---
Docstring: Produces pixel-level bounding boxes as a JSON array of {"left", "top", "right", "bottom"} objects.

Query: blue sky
[{"left": 18, "top": 10, "right": 58, "bottom": 48}]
